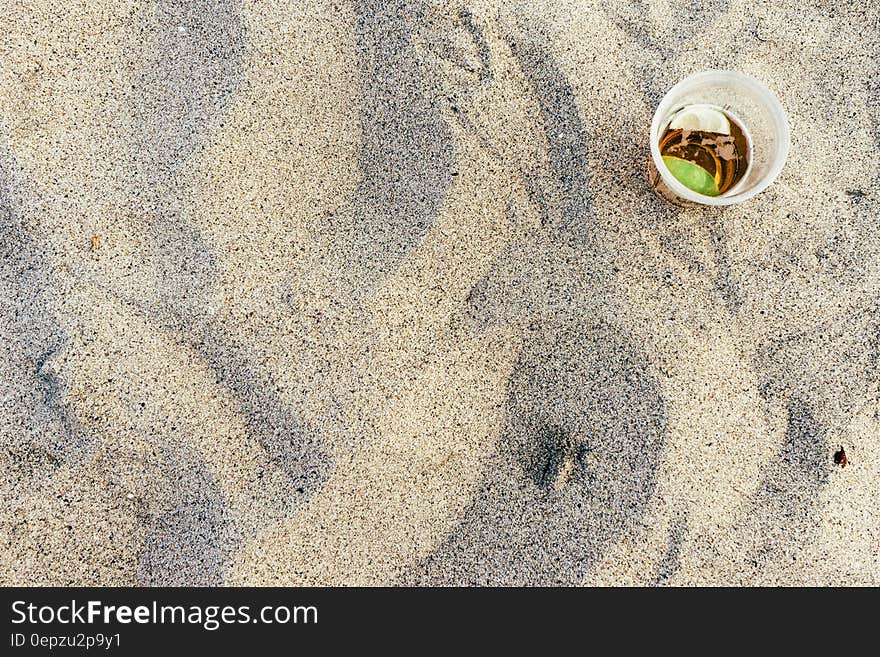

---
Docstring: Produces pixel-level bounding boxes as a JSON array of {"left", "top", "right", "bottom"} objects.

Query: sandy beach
[{"left": 1, "top": 0, "right": 878, "bottom": 585}]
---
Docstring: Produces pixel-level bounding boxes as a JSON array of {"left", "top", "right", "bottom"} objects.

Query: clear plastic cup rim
[{"left": 650, "top": 70, "right": 790, "bottom": 206}]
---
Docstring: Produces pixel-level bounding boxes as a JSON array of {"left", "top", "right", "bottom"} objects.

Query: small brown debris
[
  {"left": 90, "top": 234, "right": 102, "bottom": 252},
  {"left": 845, "top": 189, "right": 865, "bottom": 204},
  {"left": 833, "top": 446, "right": 847, "bottom": 468}
]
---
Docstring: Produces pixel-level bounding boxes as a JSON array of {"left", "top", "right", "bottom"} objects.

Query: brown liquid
[{"left": 659, "top": 114, "right": 750, "bottom": 195}]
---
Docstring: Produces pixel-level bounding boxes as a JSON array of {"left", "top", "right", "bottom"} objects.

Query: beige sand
[{"left": 1, "top": 0, "right": 878, "bottom": 585}]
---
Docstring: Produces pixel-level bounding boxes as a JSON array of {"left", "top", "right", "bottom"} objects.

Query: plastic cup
[{"left": 649, "top": 71, "right": 790, "bottom": 206}]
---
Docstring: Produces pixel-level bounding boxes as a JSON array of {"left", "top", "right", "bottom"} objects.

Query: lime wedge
[
  {"left": 662, "top": 155, "right": 720, "bottom": 196},
  {"left": 669, "top": 104, "right": 731, "bottom": 135}
]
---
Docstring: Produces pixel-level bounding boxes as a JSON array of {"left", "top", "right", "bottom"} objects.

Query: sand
[{"left": 1, "top": 0, "right": 878, "bottom": 586}]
